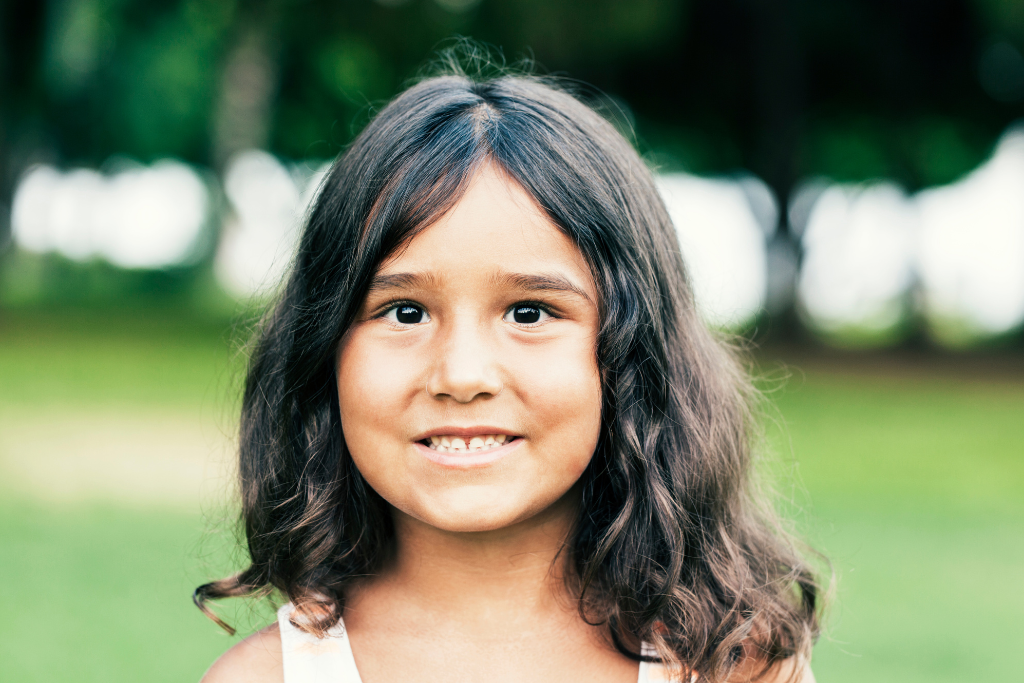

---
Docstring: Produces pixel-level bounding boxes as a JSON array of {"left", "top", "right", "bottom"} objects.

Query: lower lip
[{"left": 414, "top": 438, "right": 523, "bottom": 468}]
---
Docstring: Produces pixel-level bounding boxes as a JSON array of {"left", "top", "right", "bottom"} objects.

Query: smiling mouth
[{"left": 419, "top": 434, "right": 520, "bottom": 453}]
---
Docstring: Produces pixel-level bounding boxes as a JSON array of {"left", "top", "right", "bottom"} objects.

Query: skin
[
  {"left": 337, "top": 165, "right": 604, "bottom": 536},
  {"left": 202, "top": 164, "right": 815, "bottom": 683}
]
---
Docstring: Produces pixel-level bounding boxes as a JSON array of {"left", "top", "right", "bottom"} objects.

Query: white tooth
[
  {"left": 450, "top": 438, "right": 466, "bottom": 451},
  {"left": 441, "top": 436, "right": 451, "bottom": 447},
  {"left": 435, "top": 445, "right": 447, "bottom": 452},
  {"left": 469, "top": 437, "right": 485, "bottom": 450},
  {"left": 485, "top": 435, "right": 495, "bottom": 445},
  {"left": 495, "top": 434, "right": 506, "bottom": 444},
  {"left": 430, "top": 436, "right": 440, "bottom": 446}
]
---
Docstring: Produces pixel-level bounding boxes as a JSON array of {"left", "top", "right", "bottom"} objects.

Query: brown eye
[
  {"left": 514, "top": 306, "right": 540, "bottom": 323},
  {"left": 504, "top": 304, "right": 550, "bottom": 325},
  {"left": 385, "top": 304, "right": 429, "bottom": 325}
]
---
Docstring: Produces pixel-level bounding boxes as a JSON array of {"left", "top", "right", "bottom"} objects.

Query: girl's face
[{"left": 336, "top": 163, "right": 602, "bottom": 533}]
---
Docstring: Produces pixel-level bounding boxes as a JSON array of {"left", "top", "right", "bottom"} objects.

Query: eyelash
[
  {"left": 504, "top": 301, "right": 556, "bottom": 327},
  {"left": 373, "top": 300, "right": 558, "bottom": 327},
  {"left": 375, "top": 300, "right": 429, "bottom": 326}
]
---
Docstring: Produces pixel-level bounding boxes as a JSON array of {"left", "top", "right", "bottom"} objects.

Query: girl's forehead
[{"left": 374, "top": 165, "right": 596, "bottom": 296}]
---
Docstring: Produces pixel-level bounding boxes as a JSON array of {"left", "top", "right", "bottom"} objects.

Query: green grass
[
  {"left": 761, "top": 364, "right": 1024, "bottom": 682},
  {"left": 0, "top": 501, "right": 261, "bottom": 683},
  {"left": 765, "top": 368, "right": 1024, "bottom": 514},
  {"left": 0, "top": 307, "right": 247, "bottom": 410},
  {"left": 807, "top": 509, "right": 1024, "bottom": 681},
  {"left": 1, "top": 309, "right": 1022, "bottom": 682}
]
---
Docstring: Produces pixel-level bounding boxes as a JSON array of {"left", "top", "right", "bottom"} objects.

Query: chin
[
  {"left": 409, "top": 487, "right": 549, "bottom": 533},
  {"left": 425, "top": 515, "right": 516, "bottom": 534}
]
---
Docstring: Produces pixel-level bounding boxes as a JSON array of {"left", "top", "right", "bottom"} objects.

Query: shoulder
[
  {"left": 725, "top": 655, "right": 815, "bottom": 683},
  {"left": 200, "top": 623, "right": 283, "bottom": 683}
]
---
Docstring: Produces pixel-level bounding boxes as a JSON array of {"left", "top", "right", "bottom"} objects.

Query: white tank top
[{"left": 277, "top": 603, "right": 675, "bottom": 682}]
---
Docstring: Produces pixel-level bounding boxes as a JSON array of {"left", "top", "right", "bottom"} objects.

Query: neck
[{"left": 355, "top": 490, "right": 580, "bottom": 627}]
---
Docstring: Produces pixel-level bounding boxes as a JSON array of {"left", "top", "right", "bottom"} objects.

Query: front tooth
[
  {"left": 435, "top": 445, "right": 448, "bottom": 452},
  {"left": 450, "top": 438, "right": 467, "bottom": 451},
  {"left": 495, "top": 434, "right": 506, "bottom": 444},
  {"left": 441, "top": 436, "right": 451, "bottom": 447},
  {"left": 485, "top": 435, "right": 495, "bottom": 446},
  {"left": 469, "top": 437, "right": 485, "bottom": 450}
]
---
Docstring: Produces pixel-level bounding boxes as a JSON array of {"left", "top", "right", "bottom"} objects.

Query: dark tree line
[{"left": 2, "top": 0, "right": 1022, "bottom": 335}]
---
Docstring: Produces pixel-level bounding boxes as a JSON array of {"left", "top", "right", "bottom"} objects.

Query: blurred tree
[
  {"left": 212, "top": 1, "right": 278, "bottom": 167},
  {"left": 0, "top": 1, "right": 49, "bottom": 248},
  {"left": 2, "top": 0, "right": 1024, "bottom": 317},
  {"left": 3, "top": 0, "right": 1022, "bottom": 186}
]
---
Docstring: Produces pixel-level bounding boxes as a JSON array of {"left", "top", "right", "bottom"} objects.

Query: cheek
[
  {"left": 335, "top": 334, "right": 416, "bottom": 469},
  {"left": 521, "top": 340, "right": 603, "bottom": 470}
]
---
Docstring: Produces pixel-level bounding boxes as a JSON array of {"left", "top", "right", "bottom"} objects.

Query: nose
[{"left": 425, "top": 319, "right": 503, "bottom": 403}]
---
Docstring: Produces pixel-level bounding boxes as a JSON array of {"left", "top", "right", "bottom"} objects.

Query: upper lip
[{"left": 413, "top": 426, "right": 520, "bottom": 441}]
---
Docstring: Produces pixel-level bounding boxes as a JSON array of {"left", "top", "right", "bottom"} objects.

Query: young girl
[{"left": 196, "top": 68, "right": 821, "bottom": 683}]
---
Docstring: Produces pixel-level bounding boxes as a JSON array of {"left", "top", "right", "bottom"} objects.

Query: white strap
[
  {"left": 638, "top": 642, "right": 655, "bottom": 682},
  {"left": 638, "top": 659, "right": 674, "bottom": 682},
  {"left": 638, "top": 642, "right": 694, "bottom": 682},
  {"left": 278, "top": 603, "right": 363, "bottom": 683}
]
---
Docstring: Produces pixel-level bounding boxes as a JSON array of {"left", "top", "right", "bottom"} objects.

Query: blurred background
[{"left": 1, "top": 1, "right": 1022, "bottom": 681}]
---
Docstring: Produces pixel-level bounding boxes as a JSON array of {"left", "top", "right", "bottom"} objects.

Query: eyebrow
[
  {"left": 366, "top": 270, "right": 593, "bottom": 303},
  {"left": 490, "top": 271, "right": 593, "bottom": 303},
  {"left": 366, "top": 271, "right": 440, "bottom": 293}
]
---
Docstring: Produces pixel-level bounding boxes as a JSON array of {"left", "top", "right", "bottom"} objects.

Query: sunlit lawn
[
  {"left": 760, "top": 361, "right": 1024, "bottom": 682},
  {"left": 1, "top": 309, "right": 1022, "bottom": 682}
]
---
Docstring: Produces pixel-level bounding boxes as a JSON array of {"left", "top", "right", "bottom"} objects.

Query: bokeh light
[
  {"left": 916, "top": 128, "right": 1024, "bottom": 346},
  {"left": 11, "top": 160, "right": 209, "bottom": 269},
  {"left": 656, "top": 173, "right": 774, "bottom": 330},
  {"left": 215, "top": 150, "right": 331, "bottom": 297},
  {"left": 796, "top": 182, "right": 917, "bottom": 345}
]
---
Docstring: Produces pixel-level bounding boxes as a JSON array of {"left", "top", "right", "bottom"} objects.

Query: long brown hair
[{"left": 196, "top": 61, "right": 821, "bottom": 682}]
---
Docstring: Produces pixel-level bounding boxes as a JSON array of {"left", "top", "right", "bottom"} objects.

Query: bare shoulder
[
  {"left": 200, "top": 623, "right": 283, "bottom": 683},
  {"left": 726, "top": 654, "right": 815, "bottom": 683}
]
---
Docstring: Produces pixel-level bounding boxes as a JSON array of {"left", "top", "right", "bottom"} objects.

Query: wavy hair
[{"left": 196, "top": 67, "right": 821, "bottom": 682}]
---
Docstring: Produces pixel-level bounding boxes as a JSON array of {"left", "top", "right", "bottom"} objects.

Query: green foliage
[
  {"left": 802, "top": 115, "right": 992, "bottom": 189},
  {"left": 974, "top": 0, "right": 1024, "bottom": 43},
  {"left": 114, "top": 10, "right": 222, "bottom": 159},
  {"left": 483, "top": 0, "right": 682, "bottom": 67},
  {"left": 5, "top": 0, "right": 1024, "bottom": 335},
  {"left": 6, "top": 0, "right": 1024, "bottom": 185},
  {"left": 28, "top": 0, "right": 238, "bottom": 164},
  {"left": 316, "top": 36, "right": 392, "bottom": 103}
]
